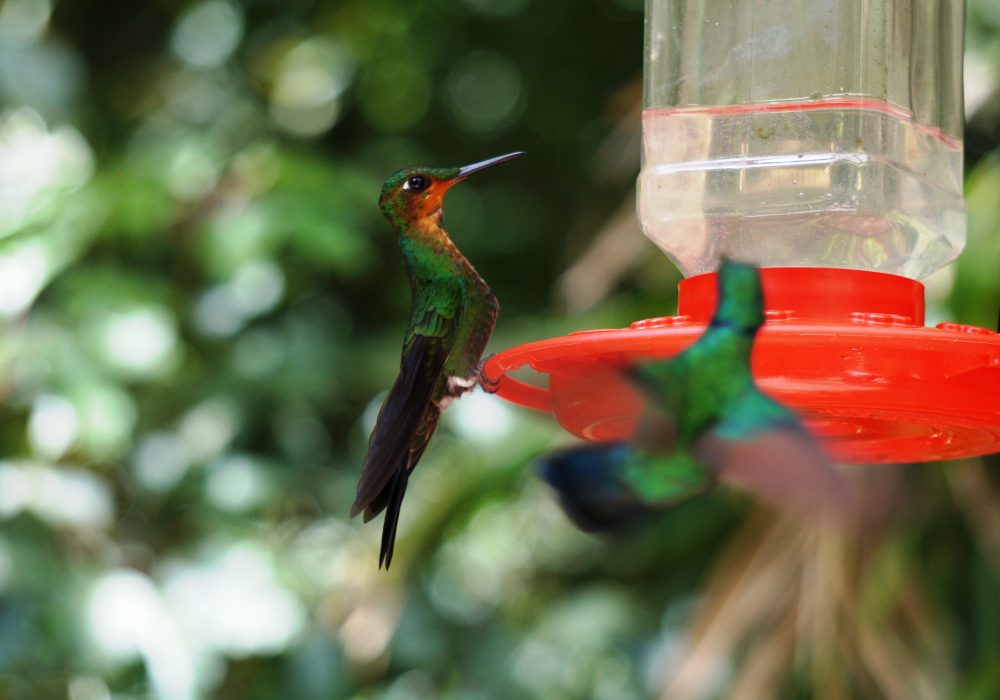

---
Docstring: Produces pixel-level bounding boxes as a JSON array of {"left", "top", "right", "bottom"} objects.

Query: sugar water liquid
[{"left": 637, "top": 98, "right": 965, "bottom": 278}]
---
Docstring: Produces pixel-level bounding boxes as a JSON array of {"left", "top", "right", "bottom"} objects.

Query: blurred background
[{"left": 2, "top": 0, "right": 1000, "bottom": 698}]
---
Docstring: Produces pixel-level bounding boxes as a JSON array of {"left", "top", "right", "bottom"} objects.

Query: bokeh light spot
[
  {"left": 0, "top": 108, "right": 92, "bottom": 233},
  {"left": 76, "top": 384, "right": 138, "bottom": 461},
  {"left": 194, "top": 285, "right": 245, "bottom": 337},
  {"left": 339, "top": 600, "right": 398, "bottom": 665},
  {"left": 0, "top": 0, "right": 51, "bottom": 44},
  {"left": 231, "top": 259, "right": 285, "bottom": 316},
  {"left": 170, "top": 0, "right": 244, "bottom": 69},
  {"left": 28, "top": 393, "right": 77, "bottom": 459},
  {"left": 165, "top": 143, "right": 221, "bottom": 201},
  {"left": 162, "top": 542, "right": 307, "bottom": 657},
  {"left": 0, "top": 241, "right": 50, "bottom": 318},
  {"left": 88, "top": 569, "right": 197, "bottom": 700},
  {"left": 193, "top": 260, "right": 284, "bottom": 337},
  {"left": 132, "top": 432, "right": 192, "bottom": 493},
  {"left": 67, "top": 677, "right": 111, "bottom": 700},
  {"left": 205, "top": 454, "right": 272, "bottom": 512},
  {"left": 100, "top": 306, "right": 178, "bottom": 376},
  {"left": 0, "top": 460, "right": 113, "bottom": 528},
  {"left": 447, "top": 391, "right": 514, "bottom": 444},
  {"left": 177, "top": 398, "right": 239, "bottom": 464},
  {"left": 269, "top": 38, "right": 353, "bottom": 137},
  {"left": 445, "top": 51, "right": 523, "bottom": 134}
]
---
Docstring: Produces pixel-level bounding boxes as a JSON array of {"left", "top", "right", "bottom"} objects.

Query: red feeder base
[{"left": 483, "top": 267, "right": 1000, "bottom": 464}]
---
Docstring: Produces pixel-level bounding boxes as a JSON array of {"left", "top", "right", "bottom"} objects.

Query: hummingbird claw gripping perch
[{"left": 478, "top": 354, "right": 502, "bottom": 394}]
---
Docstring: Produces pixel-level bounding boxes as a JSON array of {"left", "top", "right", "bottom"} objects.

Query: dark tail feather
[
  {"left": 537, "top": 443, "right": 654, "bottom": 533},
  {"left": 379, "top": 466, "right": 410, "bottom": 569}
]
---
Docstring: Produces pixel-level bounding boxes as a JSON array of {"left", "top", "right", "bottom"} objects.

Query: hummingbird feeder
[{"left": 484, "top": 0, "right": 1000, "bottom": 464}]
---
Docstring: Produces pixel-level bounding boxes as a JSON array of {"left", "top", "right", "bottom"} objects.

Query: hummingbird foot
[
  {"left": 478, "top": 355, "right": 502, "bottom": 394},
  {"left": 480, "top": 373, "right": 501, "bottom": 394}
]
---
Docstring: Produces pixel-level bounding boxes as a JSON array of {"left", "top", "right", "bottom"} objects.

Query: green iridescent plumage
[
  {"left": 352, "top": 152, "right": 524, "bottom": 568},
  {"left": 540, "top": 260, "right": 848, "bottom": 532}
]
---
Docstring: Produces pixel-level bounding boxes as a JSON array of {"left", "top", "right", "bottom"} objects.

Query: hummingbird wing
[
  {"left": 538, "top": 440, "right": 711, "bottom": 533},
  {"left": 353, "top": 289, "right": 461, "bottom": 569},
  {"left": 352, "top": 301, "right": 455, "bottom": 520},
  {"left": 538, "top": 442, "right": 653, "bottom": 533},
  {"left": 539, "top": 404, "right": 711, "bottom": 533},
  {"left": 549, "top": 362, "right": 707, "bottom": 528},
  {"left": 694, "top": 398, "right": 850, "bottom": 519},
  {"left": 351, "top": 333, "right": 448, "bottom": 515},
  {"left": 359, "top": 409, "right": 436, "bottom": 521}
]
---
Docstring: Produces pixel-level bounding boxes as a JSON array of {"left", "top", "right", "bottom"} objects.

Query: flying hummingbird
[
  {"left": 540, "top": 259, "right": 849, "bottom": 532},
  {"left": 352, "top": 151, "right": 524, "bottom": 569}
]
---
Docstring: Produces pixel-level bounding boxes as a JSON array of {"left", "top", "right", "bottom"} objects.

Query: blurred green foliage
[{"left": 1, "top": 0, "right": 1000, "bottom": 699}]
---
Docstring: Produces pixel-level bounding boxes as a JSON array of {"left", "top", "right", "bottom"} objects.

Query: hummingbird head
[
  {"left": 379, "top": 152, "right": 524, "bottom": 229},
  {"left": 714, "top": 258, "right": 765, "bottom": 333}
]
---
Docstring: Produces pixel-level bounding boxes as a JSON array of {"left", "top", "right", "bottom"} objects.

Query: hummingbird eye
[{"left": 406, "top": 175, "right": 429, "bottom": 192}]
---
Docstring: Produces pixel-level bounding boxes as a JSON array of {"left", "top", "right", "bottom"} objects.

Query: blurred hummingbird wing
[
  {"left": 351, "top": 304, "right": 454, "bottom": 519},
  {"left": 537, "top": 442, "right": 654, "bottom": 533},
  {"left": 539, "top": 442, "right": 710, "bottom": 533},
  {"left": 694, "top": 415, "right": 850, "bottom": 519},
  {"left": 622, "top": 449, "right": 713, "bottom": 505}
]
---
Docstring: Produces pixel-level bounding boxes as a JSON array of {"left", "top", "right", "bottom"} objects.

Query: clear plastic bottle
[{"left": 638, "top": 0, "right": 966, "bottom": 279}]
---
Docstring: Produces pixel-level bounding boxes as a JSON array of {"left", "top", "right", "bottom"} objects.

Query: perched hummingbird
[
  {"left": 540, "top": 259, "right": 849, "bottom": 532},
  {"left": 352, "top": 152, "right": 524, "bottom": 569}
]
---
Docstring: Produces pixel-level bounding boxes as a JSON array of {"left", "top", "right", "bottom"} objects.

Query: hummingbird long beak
[{"left": 454, "top": 151, "right": 525, "bottom": 181}]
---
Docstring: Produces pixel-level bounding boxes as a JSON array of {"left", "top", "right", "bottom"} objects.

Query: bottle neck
[{"left": 678, "top": 267, "right": 925, "bottom": 326}]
